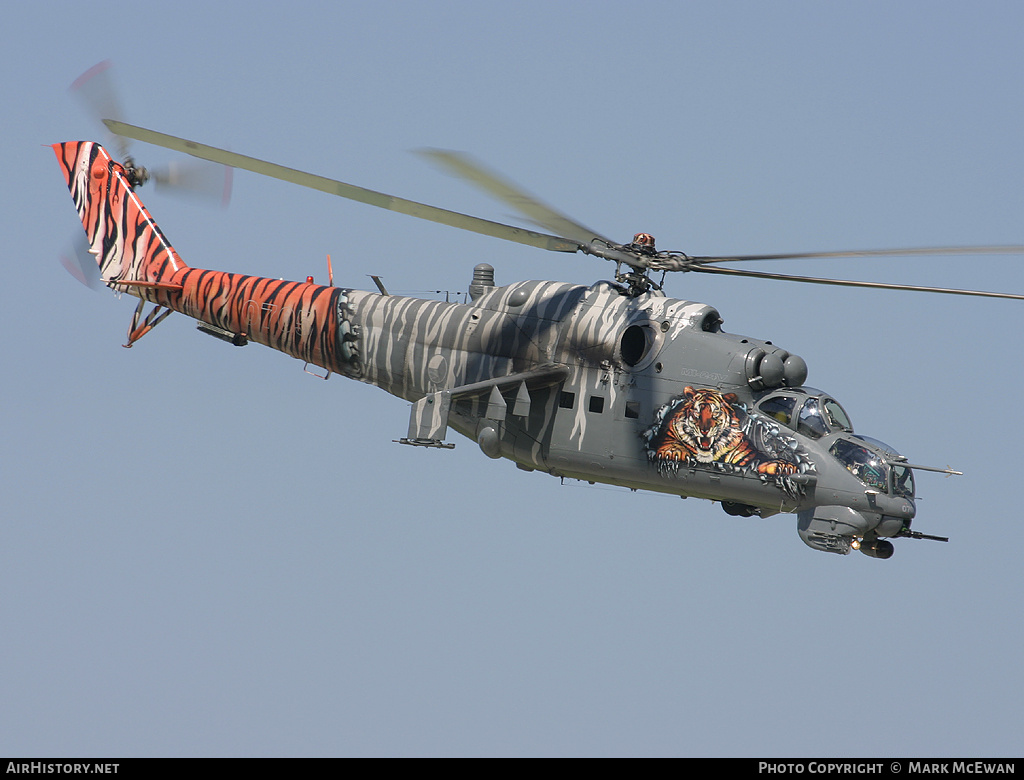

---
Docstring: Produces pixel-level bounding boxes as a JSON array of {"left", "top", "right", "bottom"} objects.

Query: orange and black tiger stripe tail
[
  {"left": 178, "top": 270, "right": 348, "bottom": 371},
  {"left": 53, "top": 141, "right": 356, "bottom": 375},
  {"left": 53, "top": 141, "right": 189, "bottom": 302}
]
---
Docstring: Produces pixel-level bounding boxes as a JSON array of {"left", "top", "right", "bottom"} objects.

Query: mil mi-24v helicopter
[{"left": 53, "top": 90, "right": 1024, "bottom": 559}]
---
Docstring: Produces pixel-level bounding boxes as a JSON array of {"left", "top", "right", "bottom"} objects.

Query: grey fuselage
[{"left": 318, "top": 272, "right": 915, "bottom": 540}]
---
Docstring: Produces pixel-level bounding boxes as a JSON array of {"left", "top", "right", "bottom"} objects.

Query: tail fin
[{"left": 52, "top": 142, "right": 188, "bottom": 293}]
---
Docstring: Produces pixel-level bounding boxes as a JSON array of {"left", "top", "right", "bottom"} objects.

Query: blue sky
[{"left": 2, "top": 0, "right": 1023, "bottom": 757}]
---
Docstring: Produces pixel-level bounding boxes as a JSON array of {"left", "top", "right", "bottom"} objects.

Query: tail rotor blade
[
  {"left": 72, "top": 63, "right": 233, "bottom": 206},
  {"left": 59, "top": 236, "right": 102, "bottom": 290},
  {"left": 152, "top": 160, "right": 233, "bottom": 207},
  {"left": 70, "top": 60, "right": 131, "bottom": 161}
]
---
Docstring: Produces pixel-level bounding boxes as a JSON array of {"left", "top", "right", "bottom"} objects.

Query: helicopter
[{"left": 52, "top": 107, "right": 1024, "bottom": 560}]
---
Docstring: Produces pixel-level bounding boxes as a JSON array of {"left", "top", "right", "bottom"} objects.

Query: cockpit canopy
[
  {"left": 830, "top": 436, "right": 915, "bottom": 499},
  {"left": 756, "top": 388, "right": 913, "bottom": 499},
  {"left": 756, "top": 388, "right": 853, "bottom": 439}
]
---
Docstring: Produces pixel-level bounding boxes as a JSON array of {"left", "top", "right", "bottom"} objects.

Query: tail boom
[
  {"left": 178, "top": 269, "right": 346, "bottom": 369},
  {"left": 54, "top": 141, "right": 353, "bottom": 372}
]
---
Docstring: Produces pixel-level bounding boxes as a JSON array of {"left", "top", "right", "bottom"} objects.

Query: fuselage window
[
  {"left": 797, "top": 398, "right": 829, "bottom": 439},
  {"left": 892, "top": 465, "right": 915, "bottom": 499},
  {"left": 823, "top": 399, "right": 853, "bottom": 432},
  {"left": 830, "top": 438, "right": 889, "bottom": 493},
  {"left": 559, "top": 391, "right": 575, "bottom": 409},
  {"left": 588, "top": 395, "right": 605, "bottom": 413},
  {"left": 758, "top": 395, "right": 798, "bottom": 428}
]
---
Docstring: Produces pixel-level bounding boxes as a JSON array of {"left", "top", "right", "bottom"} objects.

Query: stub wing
[{"left": 400, "top": 364, "right": 570, "bottom": 448}]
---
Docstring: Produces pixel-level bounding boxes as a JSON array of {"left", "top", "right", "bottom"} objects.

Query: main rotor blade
[
  {"left": 418, "top": 149, "right": 614, "bottom": 247},
  {"left": 692, "top": 264, "right": 1024, "bottom": 300},
  {"left": 688, "top": 246, "right": 1024, "bottom": 265},
  {"left": 104, "top": 120, "right": 581, "bottom": 255}
]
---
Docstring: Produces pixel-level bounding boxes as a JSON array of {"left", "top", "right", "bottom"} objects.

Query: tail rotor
[{"left": 69, "top": 60, "right": 232, "bottom": 205}]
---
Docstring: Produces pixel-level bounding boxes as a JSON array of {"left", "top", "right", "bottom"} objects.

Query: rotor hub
[
  {"left": 122, "top": 156, "right": 150, "bottom": 188},
  {"left": 628, "top": 232, "right": 658, "bottom": 255}
]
